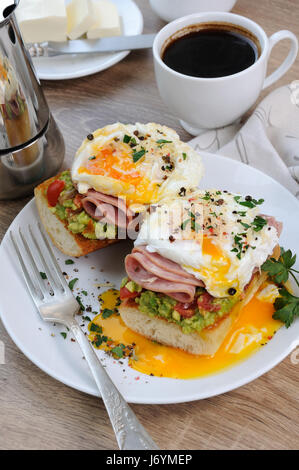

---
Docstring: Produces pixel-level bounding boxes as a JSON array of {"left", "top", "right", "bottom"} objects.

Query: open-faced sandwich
[
  {"left": 35, "top": 123, "right": 203, "bottom": 256},
  {"left": 119, "top": 190, "right": 283, "bottom": 355}
]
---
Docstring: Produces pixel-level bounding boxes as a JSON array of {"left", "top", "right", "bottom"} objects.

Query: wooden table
[{"left": 1, "top": 0, "right": 299, "bottom": 450}]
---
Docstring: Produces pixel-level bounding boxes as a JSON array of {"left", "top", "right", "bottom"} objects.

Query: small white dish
[
  {"left": 149, "top": 0, "right": 237, "bottom": 23},
  {"left": 1, "top": 153, "right": 299, "bottom": 404},
  {"left": 31, "top": 0, "right": 143, "bottom": 80}
]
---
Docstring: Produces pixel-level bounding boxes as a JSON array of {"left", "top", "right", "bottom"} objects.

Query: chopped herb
[
  {"left": 240, "top": 222, "right": 251, "bottom": 229},
  {"left": 60, "top": 332, "right": 67, "bottom": 339},
  {"left": 88, "top": 155, "right": 96, "bottom": 160},
  {"left": 252, "top": 216, "right": 267, "bottom": 232},
  {"left": 65, "top": 259, "right": 74, "bottom": 265},
  {"left": 234, "top": 195, "right": 264, "bottom": 209},
  {"left": 68, "top": 278, "right": 78, "bottom": 290},
  {"left": 156, "top": 139, "right": 172, "bottom": 147},
  {"left": 90, "top": 323, "right": 103, "bottom": 333},
  {"left": 132, "top": 148, "right": 146, "bottom": 163},
  {"left": 40, "top": 272, "right": 47, "bottom": 280},
  {"left": 102, "top": 308, "right": 114, "bottom": 319},
  {"left": 111, "top": 346, "right": 125, "bottom": 358},
  {"left": 123, "top": 134, "right": 131, "bottom": 143},
  {"left": 93, "top": 336, "right": 103, "bottom": 347},
  {"left": 182, "top": 152, "right": 187, "bottom": 160},
  {"left": 201, "top": 191, "right": 211, "bottom": 201},
  {"left": 81, "top": 290, "right": 88, "bottom": 296},
  {"left": 82, "top": 316, "right": 91, "bottom": 322},
  {"left": 76, "top": 296, "right": 85, "bottom": 311}
]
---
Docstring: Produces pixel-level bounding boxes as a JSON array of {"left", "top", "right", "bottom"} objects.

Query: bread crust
[
  {"left": 34, "top": 174, "right": 119, "bottom": 257},
  {"left": 119, "top": 245, "right": 281, "bottom": 355}
]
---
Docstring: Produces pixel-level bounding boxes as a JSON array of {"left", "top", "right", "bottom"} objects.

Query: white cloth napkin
[{"left": 188, "top": 83, "right": 299, "bottom": 199}]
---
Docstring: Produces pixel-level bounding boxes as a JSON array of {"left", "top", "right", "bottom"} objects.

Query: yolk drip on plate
[{"left": 89, "top": 287, "right": 282, "bottom": 380}]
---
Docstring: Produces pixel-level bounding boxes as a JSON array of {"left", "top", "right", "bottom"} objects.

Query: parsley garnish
[
  {"left": 201, "top": 191, "right": 211, "bottom": 201},
  {"left": 82, "top": 316, "right": 91, "bottom": 322},
  {"left": 40, "top": 272, "right": 47, "bottom": 280},
  {"left": 82, "top": 290, "right": 88, "bottom": 296},
  {"left": 132, "top": 148, "right": 146, "bottom": 163},
  {"left": 156, "top": 139, "right": 172, "bottom": 148},
  {"left": 273, "top": 288, "right": 299, "bottom": 328},
  {"left": 102, "top": 308, "right": 114, "bottom": 319},
  {"left": 65, "top": 259, "right": 74, "bottom": 265},
  {"left": 111, "top": 345, "right": 125, "bottom": 358},
  {"left": 68, "top": 278, "right": 78, "bottom": 290},
  {"left": 90, "top": 323, "right": 103, "bottom": 333},
  {"left": 60, "top": 332, "right": 67, "bottom": 339},
  {"left": 252, "top": 216, "right": 267, "bottom": 232},
  {"left": 88, "top": 156, "right": 96, "bottom": 160},
  {"left": 76, "top": 296, "right": 85, "bottom": 311},
  {"left": 182, "top": 152, "right": 187, "bottom": 160},
  {"left": 262, "top": 248, "right": 299, "bottom": 327},
  {"left": 123, "top": 134, "right": 131, "bottom": 143},
  {"left": 234, "top": 196, "right": 264, "bottom": 208}
]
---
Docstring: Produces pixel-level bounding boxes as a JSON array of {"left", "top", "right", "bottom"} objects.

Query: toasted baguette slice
[
  {"left": 119, "top": 246, "right": 280, "bottom": 355},
  {"left": 34, "top": 175, "right": 119, "bottom": 257}
]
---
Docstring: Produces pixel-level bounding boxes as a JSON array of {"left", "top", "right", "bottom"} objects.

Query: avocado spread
[
  {"left": 122, "top": 278, "right": 239, "bottom": 334},
  {"left": 48, "top": 171, "right": 116, "bottom": 240}
]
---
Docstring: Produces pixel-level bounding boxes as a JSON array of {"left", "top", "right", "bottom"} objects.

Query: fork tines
[{"left": 10, "top": 224, "right": 68, "bottom": 304}]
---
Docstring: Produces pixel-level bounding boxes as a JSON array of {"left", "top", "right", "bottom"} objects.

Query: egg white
[
  {"left": 71, "top": 123, "right": 203, "bottom": 211},
  {"left": 135, "top": 191, "right": 280, "bottom": 298}
]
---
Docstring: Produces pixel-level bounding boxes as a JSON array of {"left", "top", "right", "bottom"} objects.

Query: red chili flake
[
  {"left": 135, "top": 376, "right": 140, "bottom": 381},
  {"left": 209, "top": 227, "right": 214, "bottom": 233},
  {"left": 267, "top": 336, "right": 273, "bottom": 340}
]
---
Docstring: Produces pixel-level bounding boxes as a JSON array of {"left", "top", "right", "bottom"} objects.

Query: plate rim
[
  {"left": 33, "top": 0, "right": 144, "bottom": 81},
  {"left": 1, "top": 153, "right": 299, "bottom": 404}
]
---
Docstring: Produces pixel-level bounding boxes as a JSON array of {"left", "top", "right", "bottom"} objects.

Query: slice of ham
[
  {"left": 125, "top": 215, "right": 283, "bottom": 304},
  {"left": 260, "top": 214, "right": 283, "bottom": 237},
  {"left": 125, "top": 245, "right": 204, "bottom": 303},
  {"left": 81, "top": 189, "right": 134, "bottom": 229}
]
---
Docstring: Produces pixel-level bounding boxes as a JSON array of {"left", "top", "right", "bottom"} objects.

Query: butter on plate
[
  {"left": 67, "top": 0, "right": 95, "bottom": 40},
  {"left": 87, "top": 0, "right": 122, "bottom": 39},
  {"left": 16, "top": 0, "right": 67, "bottom": 43}
]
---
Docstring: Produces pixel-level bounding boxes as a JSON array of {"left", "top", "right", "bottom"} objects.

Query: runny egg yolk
[
  {"left": 78, "top": 143, "right": 159, "bottom": 206},
  {"left": 89, "top": 287, "right": 282, "bottom": 380},
  {"left": 185, "top": 236, "right": 233, "bottom": 293},
  {"left": 79, "top": 144, "right": 143, "bottom": 186}
]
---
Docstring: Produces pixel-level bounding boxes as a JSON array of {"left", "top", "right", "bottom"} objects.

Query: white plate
[
  {"left": 1, "top": 153, "right": 299, "bottom": 404},
  {"left": 32, "top": 0, "right": 143, "bottom": 80}
]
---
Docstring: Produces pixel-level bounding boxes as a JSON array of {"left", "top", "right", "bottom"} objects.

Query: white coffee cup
[
  {"left": 149, "top": 0, "right": 237, "bottom": 23},
  {"left": 153, "top": 12, "right": 298, "bottom": 135}
]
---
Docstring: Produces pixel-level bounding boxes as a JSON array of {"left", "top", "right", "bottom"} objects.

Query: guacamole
[
  {"left": 122, "top": 278, "right": 239, "bottom": 334},
  {"left": 48, "top": 171, "right": 116, "bottom": 240}
]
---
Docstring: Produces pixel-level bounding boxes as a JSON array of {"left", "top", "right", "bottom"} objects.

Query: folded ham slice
[
  {"left": 125, "top": 245, "right": 204, "bottom": 303},
  {"left": 81, "top": 189, "right": 135, "bottom": 229},
  {"left": 260, "top": 214, "right": 283, "bottom": 237},
  {"left": 125, "top": 215, "right": 283, "bottom": 304}
]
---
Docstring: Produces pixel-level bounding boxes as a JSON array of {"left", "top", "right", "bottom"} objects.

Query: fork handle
[{"left": 69, "top": 320, "right": 159, "bottom": 450}]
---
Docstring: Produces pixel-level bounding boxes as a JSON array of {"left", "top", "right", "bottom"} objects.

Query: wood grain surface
[{"left": 1, "top": 0, "right": 299, "bottom": 450}]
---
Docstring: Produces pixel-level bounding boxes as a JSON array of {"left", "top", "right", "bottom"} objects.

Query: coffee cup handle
[{"left": 263, "top": 30, "right": 298, "bottom": 90}]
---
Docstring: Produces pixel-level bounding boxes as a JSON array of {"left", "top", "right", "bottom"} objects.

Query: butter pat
[
  {"left": 67, "top": 0, "right": 95, "bottom": 40},
  {"left": 87, "top": 0, "right": 121, "bottom": 39},
  {"left": 16, "top": 0, "right": 67, "bottom": 43}
]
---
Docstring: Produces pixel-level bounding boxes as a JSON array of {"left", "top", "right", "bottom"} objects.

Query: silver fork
[{"left": 10, "top": 223, "right": 158, "bottom": 451}]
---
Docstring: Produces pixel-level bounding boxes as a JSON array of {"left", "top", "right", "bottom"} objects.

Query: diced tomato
[
  {"left": 174, "top": 300, "right": 197, "bottom": 318},
  {"left": 197, "top": 292, "right": 220, "bottom": 313},
  {"left": 120, "top": 287, "right": 141, "bottom": 300},
  {"left": 47, "top": 180, "right": 65, "bottom": 207},
  {"left": 73, "top": 193, "right": 83, "bottom": 209}
]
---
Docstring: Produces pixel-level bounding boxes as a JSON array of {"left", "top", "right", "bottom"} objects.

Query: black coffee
[{"left": 162, "top": 24, "right": 260, "bottom": 78}]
